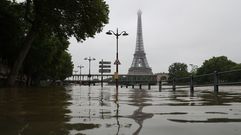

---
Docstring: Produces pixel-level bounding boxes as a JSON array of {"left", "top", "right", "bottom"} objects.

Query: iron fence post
[
  {"left": 159, "top": 80, "right": 162, "bottom": 92},
  {"left": 190, "top": 75, "right": 194, "bottom": 94},
  {"left": 214, "top": 71, "right": 219, "bottom": 94},
  {"left": 172, "top": 78, "right": 176, "bottom": 91}
]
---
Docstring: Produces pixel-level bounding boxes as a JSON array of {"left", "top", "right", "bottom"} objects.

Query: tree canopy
[
  {"left": 23, "top": 33, "right": 73, "bottom": 85},
  {"left": 196, "top": 56, "right": 237, "bottom": 75},
  {"left": 168, "top": 62, "right": 189, "bottom": 80},
  {"left": 0, "top": 0, "right": 109, "bottom": 86}
]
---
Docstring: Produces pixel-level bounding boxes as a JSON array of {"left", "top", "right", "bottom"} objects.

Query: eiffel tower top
[
  {"left": 135, "top": 9, "right": 144, "bottom": 52},
  {"left": 137, "top": 9, "right": 142, "bottom": 15}
]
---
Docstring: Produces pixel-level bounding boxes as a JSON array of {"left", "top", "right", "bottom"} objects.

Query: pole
[
  {"left": 101, "top": 59, "right": 103, "bottom": 88},
  {"left": 116, "top": 28, "right": 119, "bottom": 89},
  {"left": 172, "top": 78, "right": 176, "bottom": 91},
  {"left": 214, "top": 71, "right": 219, "bottom": 94},
  {"left": 159, "top": 80, "right": 162, "bottom": 92},
  {"left": 190, "top": 75, "right": 194, "bottom": 94},
  {"left": 148, "top": 84, "right": 151, "bottom": 90},
  {"left": 79, "top": 67, "right": 81, "bottom": 81},
  {"left": 88, "top": 57, "right": 91, "bottom": 87},
  {"left": 106, "top": 28, "right": 128, "bottom": 90}
]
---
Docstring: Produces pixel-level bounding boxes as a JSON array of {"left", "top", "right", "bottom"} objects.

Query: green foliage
[
  {"left": 1, "top": 0, "right": 109, "bottom": 86},
  {"left": 197, "top": 56, "right": 237, "bottom": 75},
  {"left": 168, "top": 62, "right": 189, "bottom": 80},
  {"left": 189, "top": 64, "right": 198, "bottom": 75},
  {"left": 24, "top": 0, "right": 109, "bottom": 41},
  {"left": 23, "top": 34, "right": 73, "bottom": 84},
  {"left": 228, "top": 64, "right": 241, "bottom": 82},
  {"left": 0, "top": 0, "right": 24, "bottom": 64},
  {"left": 196, "top": 56, "right": 238, "bottom": 84}
]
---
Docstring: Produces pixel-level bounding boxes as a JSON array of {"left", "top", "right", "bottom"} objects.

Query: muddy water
[{"left": 0, "top": 85, "right": 241, "bottom": 135}]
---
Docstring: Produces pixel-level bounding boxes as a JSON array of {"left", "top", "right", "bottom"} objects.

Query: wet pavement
[{"left": 0, "top": 85, "right": 241, "bottom": 135}]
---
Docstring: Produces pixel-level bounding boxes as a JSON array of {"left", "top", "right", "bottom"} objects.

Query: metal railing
[{"left": 158, "top": 69, "right": 241, "bottom": 94}]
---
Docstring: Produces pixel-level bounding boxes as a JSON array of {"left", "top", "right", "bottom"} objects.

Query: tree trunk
[{"left": 7, "top": 27, "right": 38, "bottom": 86}]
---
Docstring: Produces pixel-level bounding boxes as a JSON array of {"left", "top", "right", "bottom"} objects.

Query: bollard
[
  {"left": 214, "top": 71, "right": 219, "bottom": 94},
  {"left": 148, "top": 84, "right": 151, "bottom": 90},
  {"left": 126, "top": 85, "right": 128, "bottom": 88},
  {"left": 132, "top": 85, "right": 134, "bottom": 89},
  {"left": 139, "top": 84, "right": 142, "bottom": 89},
  {"left": 190, "top": 75, "right": 194, "bottom": 94},
  {"left": 121, "top": 85, "right": 123, "bottom": 88},
  {"left": 159, "top": 80, "right": 162, "bottom": 92},
  {"left": 172, "top": 78, "right": 176, "bottom": 91}
]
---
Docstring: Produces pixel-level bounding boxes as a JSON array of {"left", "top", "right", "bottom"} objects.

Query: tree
[
  {"left": 23, "top": 33, "right": 73, "bottom": 85},
  {"left": 196, "top": 56, "right": 237, "bottom": 83},
  {"left": 189, "top": 64, "right": 198, "bottom": 75},
  {"left": 6, "top": 0, "right": 109, "bottom": 86},
  {"left": 168, "top": 62, "right": 189, "bottom": 80},
  {"left": 196, "top": 56, "right": 236, "bottom": 75},
  {"left": 0, "top": 1, "right": 24, "bottom": 65},
  {"left": 229, "top": 64, "right": 241, "bottom": 82}
]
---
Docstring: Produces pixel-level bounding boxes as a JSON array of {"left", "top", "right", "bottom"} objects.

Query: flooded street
[{"left": 0, "top": 85, "right": 241, "bottom": 135}]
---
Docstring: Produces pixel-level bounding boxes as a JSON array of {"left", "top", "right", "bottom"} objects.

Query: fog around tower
[{"left": 68, "top": 0, "right": 241, "bottom": 74}]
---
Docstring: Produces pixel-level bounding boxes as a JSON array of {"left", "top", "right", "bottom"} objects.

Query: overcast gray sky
[{"left": 68, "top": 0, "right": 241, "bottom": 74}]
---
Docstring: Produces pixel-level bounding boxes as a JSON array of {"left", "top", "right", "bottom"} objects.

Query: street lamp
[
  {"left": 77, "top": 65, "right": 84, "bottom": 75},
  {"left": 73, "top": 70, "right": 78, "bottom": 81},
  {"left": 106, "top": 28, "right": 128, "bottom": 88},
  {"left": 77, "top": 65, "right": 84, "bottom": 81},
  {"left": 84, "top": 57, "right": 96, "bottom": 86}
]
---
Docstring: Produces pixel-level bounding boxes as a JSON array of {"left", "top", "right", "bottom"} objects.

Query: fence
[{"left": 158, "top": 69, "right": 241, "bottom": 94}]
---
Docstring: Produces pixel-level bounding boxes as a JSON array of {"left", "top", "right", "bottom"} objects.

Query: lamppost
[
  {"left": 73, "top": 70, "right": 78, "bottom": 81},
  {"left": 106, "top": 28, "right": 128, "bottom": 88},
  {"left": 84, "top": 57, "right": 96, "bottom": 86},
  {"left": 77, "top": 65, "right": 84, "bottom": 81}
]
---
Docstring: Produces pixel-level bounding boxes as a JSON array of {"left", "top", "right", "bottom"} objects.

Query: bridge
[{"left": 65, "top": 74, "right": 157, "bottom": 88}]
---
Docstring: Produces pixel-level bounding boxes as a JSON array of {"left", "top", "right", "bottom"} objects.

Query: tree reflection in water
[{"left": 0, "top": 87, "right": 100, "bottom": 135}]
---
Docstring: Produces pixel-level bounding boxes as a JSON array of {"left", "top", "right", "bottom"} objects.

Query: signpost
[
  {"left": 99, "top": 59, "right": 111, "bottom": 87},
  {"left": 99, "top": 69, "right": 111, "bottom": 73}
]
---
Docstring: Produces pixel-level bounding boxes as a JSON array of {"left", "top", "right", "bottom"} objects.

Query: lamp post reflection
[{"left": 114, "top": 87, "right": 120, "bottom": 135}]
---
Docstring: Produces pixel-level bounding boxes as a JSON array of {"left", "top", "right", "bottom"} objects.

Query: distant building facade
[{"left": 155, "top": 72, "right": 169, "bottom": 82}]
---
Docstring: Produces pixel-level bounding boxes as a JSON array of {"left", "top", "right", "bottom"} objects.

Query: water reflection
[
  {"left": 1, "top": 86, "right": 241, "bottom": 135},
  {"left": 114, "top": 87, "right": 120, "bottom": 135},
  {"left": 168, "top": 118, "right": 241, "bottom": 123},
  {"left": 0, "top": 87, "right": 102, "bottom": 135},
  {"left": 127, "top": 89, "right": 154, "bottom": 135},
  {"left": 0, "top": 87, "right": 71, "bottom": 135}
]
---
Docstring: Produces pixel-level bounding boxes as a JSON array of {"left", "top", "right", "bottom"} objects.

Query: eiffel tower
[{"left": 128, "top": 10, "right": 153, "bottom": 75}]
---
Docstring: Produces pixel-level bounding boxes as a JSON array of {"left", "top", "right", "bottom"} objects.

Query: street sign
[
  {"left": 99, "top": 65, "right": 111, "bottom": 68},
  {"left": 114, "top": 59, "right": 121, "bottom": 65},
  {"left": 99, "top": 61, "right": 111, "bottom": 64},
  {"left": 99, "top": 69, "right": 111, "bottom": 73}
]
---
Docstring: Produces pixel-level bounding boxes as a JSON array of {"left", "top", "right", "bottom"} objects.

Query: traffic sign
[
  {"left": 114, "top": 59, "right": 121, "bottom": 65},
  {"left": 99, "top": 69, "right": 111, "bottom": 73},
  {"left": 99, "top": 61, "right": 111, "bottom": 64},
  {"left": 99, "top": 65, "right": 111, "bottom": 68}
]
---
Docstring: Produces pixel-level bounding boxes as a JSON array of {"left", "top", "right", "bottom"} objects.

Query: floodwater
[{"left": 0, "top": 85, "right": 241, "bottom": 135}]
